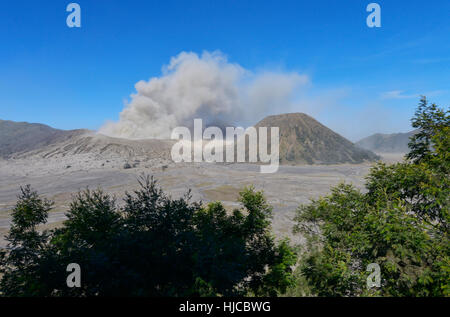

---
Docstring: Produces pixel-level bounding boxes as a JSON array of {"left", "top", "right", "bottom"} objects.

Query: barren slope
[
  {"left": 0, "top": 119, "right": 88, "bottom": 158},
  {"left": 356, "top": 130, "right": 418, "bottom": 153},
  {"left": 254, "top": 113, "right": 379, "bottom": 164}
]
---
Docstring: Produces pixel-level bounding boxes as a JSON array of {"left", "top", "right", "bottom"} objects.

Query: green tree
[
  {"left": 407, "top": 96, "right": 450, "bottom": 163},
  {"left": 193, "top": 187, "right": 297, "bottom": 296},
  {"left": 0, "top": 185, "right": 53, "bottom": 296},
  {"left": 293, "top": 98, "right": 449, "bottom": 296},
  {"left": 0, "top": 176, "right": 297, "bottom": 297}
]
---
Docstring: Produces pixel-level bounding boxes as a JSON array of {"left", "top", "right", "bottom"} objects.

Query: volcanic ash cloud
[{"left": 100, "top": 51, "right": 309, "bottom": 139}]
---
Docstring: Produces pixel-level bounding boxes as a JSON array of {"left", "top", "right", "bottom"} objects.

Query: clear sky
[{"left": 1, "top": 0, "right": 449, "bottom": 141}]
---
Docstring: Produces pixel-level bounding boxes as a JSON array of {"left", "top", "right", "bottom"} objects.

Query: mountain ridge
[
  {"left": 1, "top": 115, "right": 380, "bottom": 165},
  {"left": 356, "top": 129, "right": 418, "bottom": 153},
  {"left": 0, "top": 119, "right": 90, "bottom": 158},
  {"left": 254, "top": 113, "right": 379, "bottom": 164}
]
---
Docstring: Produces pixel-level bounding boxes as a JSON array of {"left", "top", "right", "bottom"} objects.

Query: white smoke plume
[{"left": 100, "top": 51, "right": 309, "bottom": 139}]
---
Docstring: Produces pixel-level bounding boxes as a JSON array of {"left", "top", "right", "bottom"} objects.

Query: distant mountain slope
[
  {"left": 0, "top": 119, "right": 88, "bottom": 158},
  {"left": 20, "top": 132, "right": 175, "bottom": 161},
  {"left": 254, "top": 113, "right": 379, "bottom": 164},
  {"left": 1, "top": 115, "right": 380, "bottom": 165},
  {"left": 356, "top": 130, "right": 418, "bottom": 153}
]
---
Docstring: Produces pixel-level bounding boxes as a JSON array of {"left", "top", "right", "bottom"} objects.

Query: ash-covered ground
[{"left": 1, "top": 155, "right": 404, "bottom": 248}]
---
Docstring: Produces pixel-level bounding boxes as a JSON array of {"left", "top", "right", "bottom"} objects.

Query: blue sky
[{"left": 0, "top": 0, "right": 449, "bottom": 141}]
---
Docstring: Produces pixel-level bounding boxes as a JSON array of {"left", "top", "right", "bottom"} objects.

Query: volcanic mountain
[
  {"left": 1, "top": 114, "right": 379, "bottom": 166},
  {"left": 254, "top": 113, "right": 379, "bottom": 164},
  {"left": 0, "top": 119, "right": 174, "bottom": 165},
  {"left": 0, "top": 119, "right": 88, "bottom": 158},
  {"left": 356, "top": 130, "right": 418, "bottom": 153}
]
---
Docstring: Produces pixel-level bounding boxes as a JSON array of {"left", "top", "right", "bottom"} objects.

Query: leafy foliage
[
  {"left": 293, "top": 98, "right": 449, "bottom": 296},
  {"left": 0, "top": 177, "right": 296, "bottom": 297},
  {"left": 0, "top": 185, "right": 53, "bottom": 296},
  {"left": 407, "top": 96, "right": 450, "bottom": 163}
]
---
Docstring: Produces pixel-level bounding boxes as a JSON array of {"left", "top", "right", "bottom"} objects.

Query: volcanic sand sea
[{"left": 0, "top": 152, "right": 406, "bottom": 248}]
